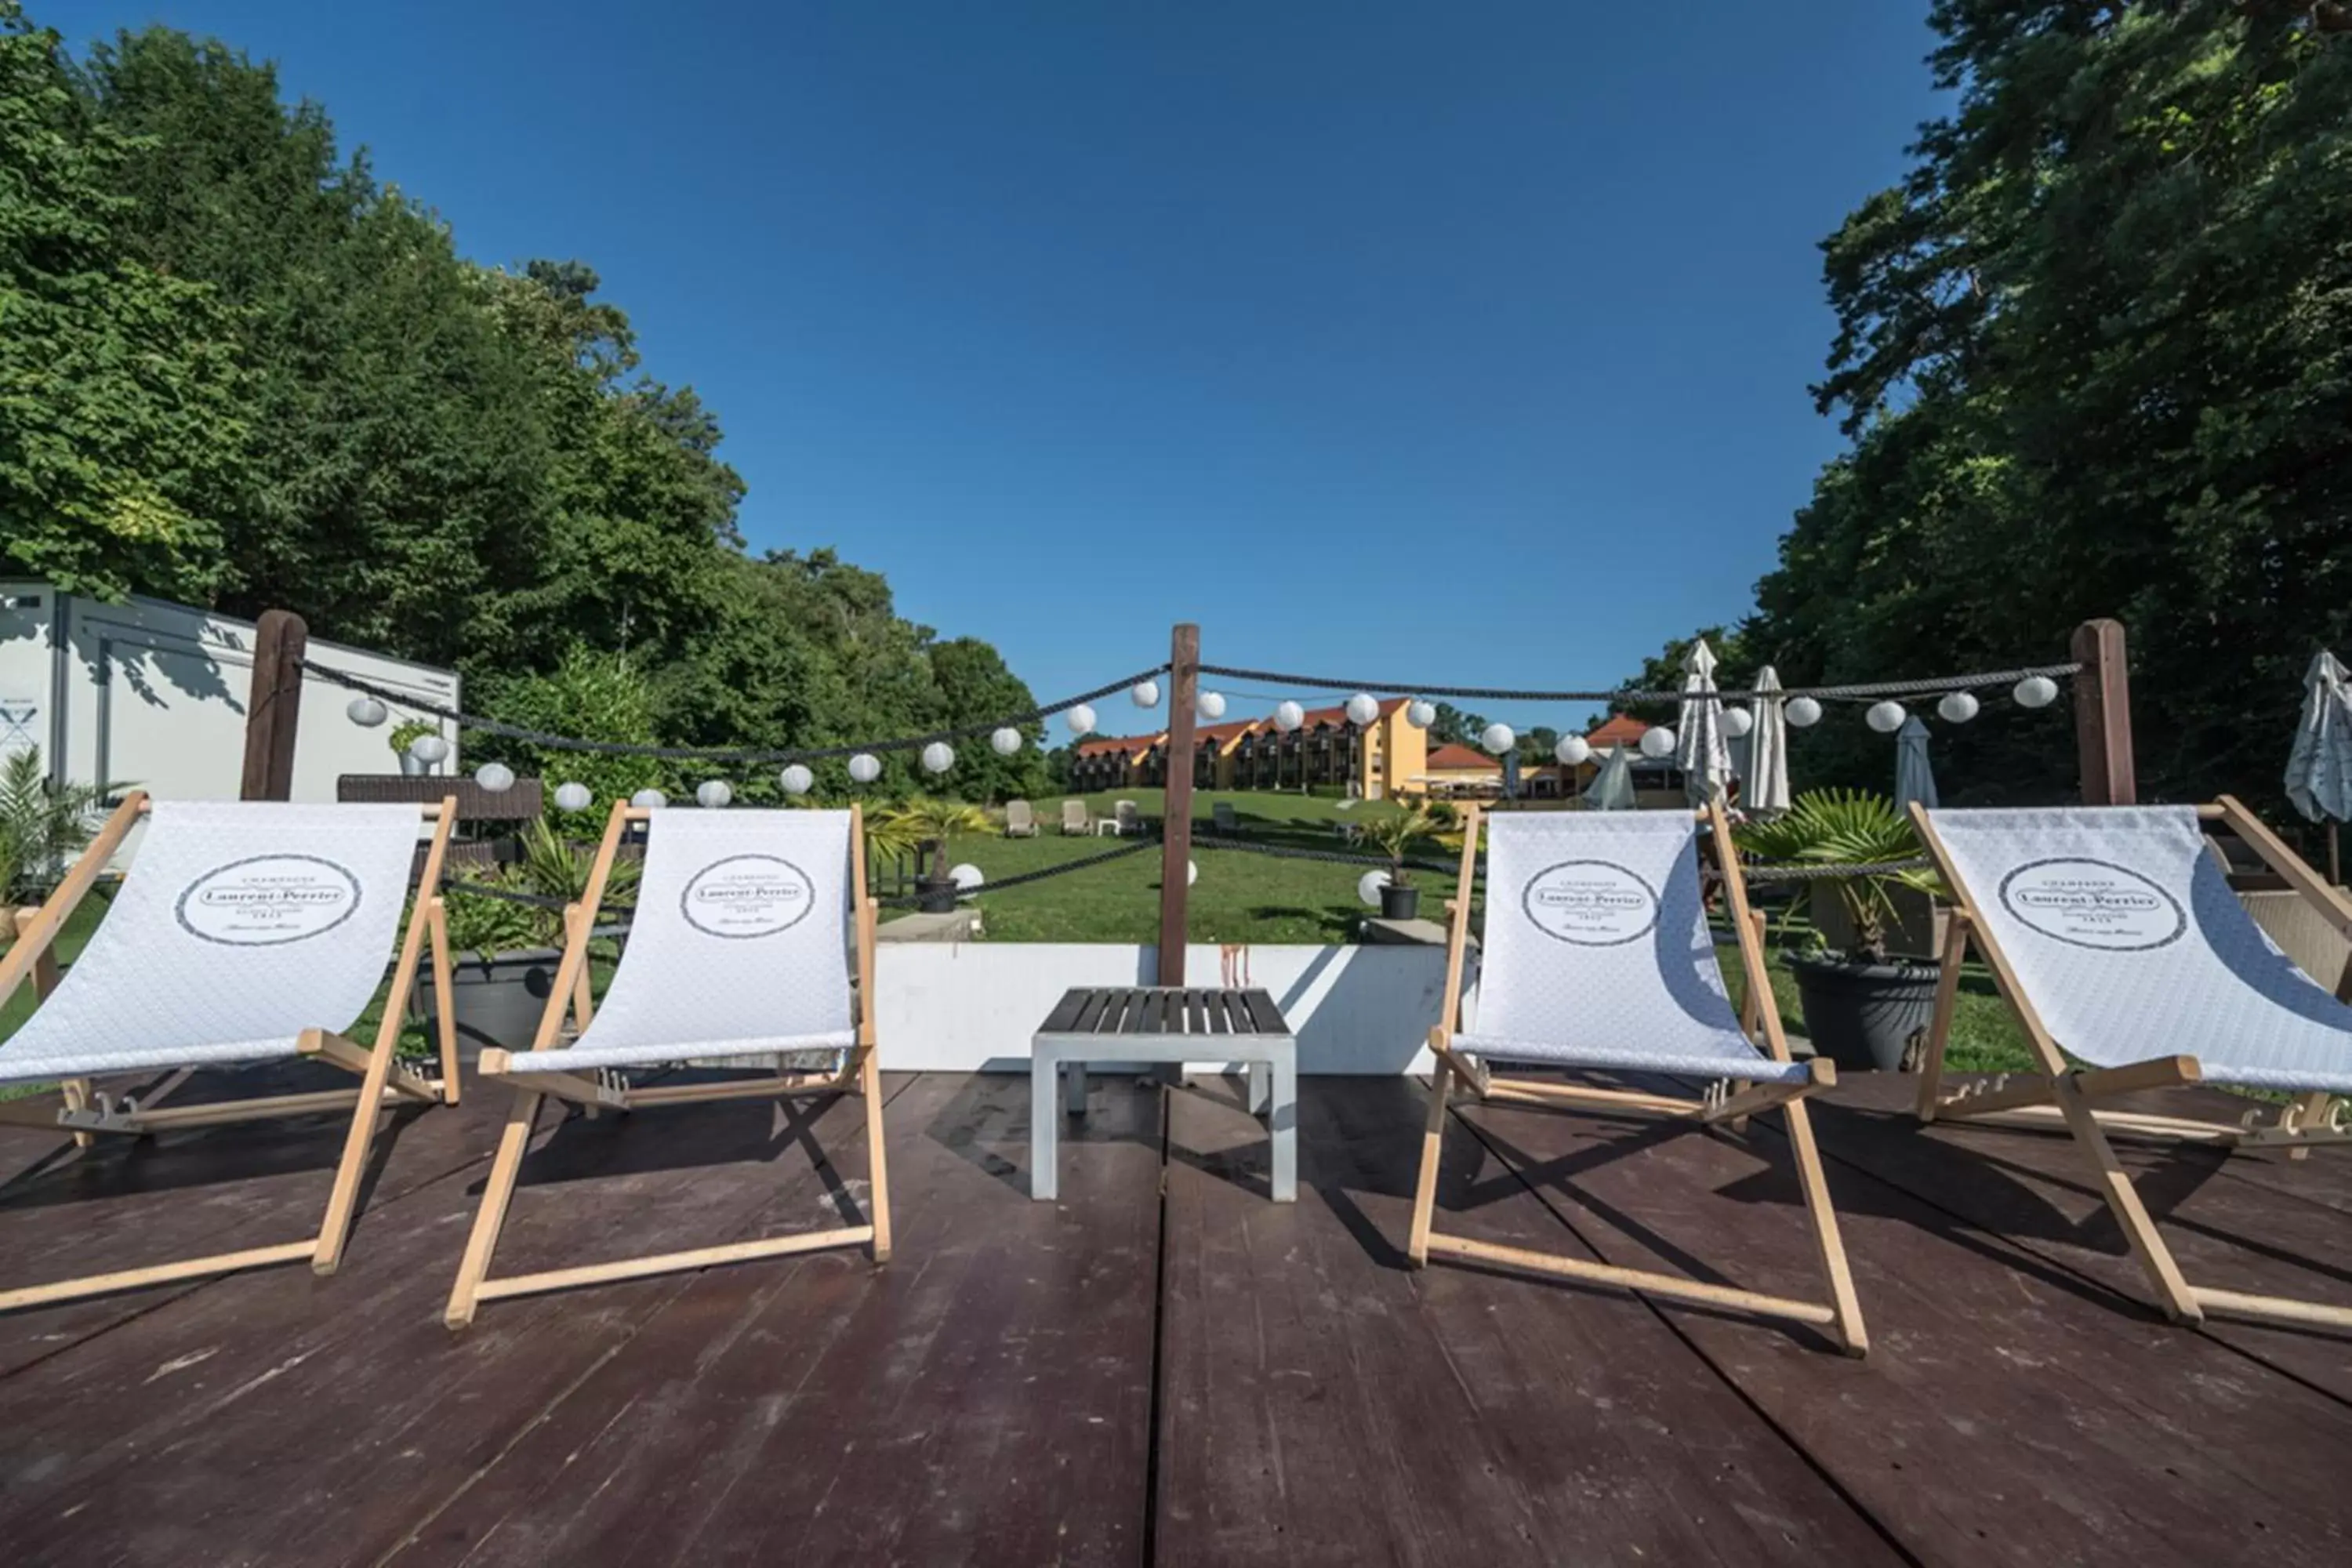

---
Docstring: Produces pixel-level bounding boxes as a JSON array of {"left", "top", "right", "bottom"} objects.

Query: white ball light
[
  {"left": 1067, "top": 704, "right": 1098, "bottom": 738},
  {"left": 779, "top": 764, "right": 815, "bottom": 797},
  {"left": 1345, "top": 692, "right": 1379, "bottom": 727},
  {"left": 473, "top": 761, "right": 515, "bottom": 793},
  {"left": 631, "top": 788, "right": 667, "bottom": 809},
  {"left": 407, "top": 733, "right": 450, "bottom": 764},
  {"left": 1405, "top": 699, "right": 1435, "bottom": 729},
  {"left": 2015, "top": 675, "right": 2059, "bottom": 710},
  {"left": 990, "top": 727, "right": 1022, "bottom": 757},
  {"left": 1639, "top": 726, "right": 1678, "bottom": 759},
  {"left": 1866, "top": 700, "right": 1907, "bottom": 734},
  {"left": 949, "top": 862, "right": 985, "bottom": 891},
  {"left": 920, "top": 742, "right": 954, "bottom": 775},
  {"left": 848, "top": 753, "right": 882, "bottom": 785},
  {"left": 1721, "top": 708, "right": 1754, "bottom": 739},
  {"left": 1273, "top": 701, "right": 1305, "bottom": 733},
  {"left": 1785, "top": 695, "right": 1824, "bottom": 728},
  {"left": 1186, "top": 859, "right": 1198, "bottom": 887},
  {"left": 1132, "top": 680, "right": 1160, "bottom": 709},
  {"left": 696, "top": 780, "right": 733, "bottom": 808},
  {"left": 1481, "top": 723, "right": 1515, "bottom": 755},
  {"left": 553, "top": 782, "right": 592, "bottom": 812},
  {"left": 1555, "top": 735, "right": 1592, "bottom": 766},
  {"left": 346, "top": 696, "right": 387, "bottom": 728},
  {"left": 1196, "top": 691, "right": 1227, "bottom": 720},
  {"left": 1938, "top": 691, "right": 1980, "bottom": 724},
  {"left": 1357, "top": 869, "right": 1392, "bottom": 908}
]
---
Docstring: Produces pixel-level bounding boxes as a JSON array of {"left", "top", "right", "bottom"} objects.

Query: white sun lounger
[
  {"left": 1912, "top": 797, "right": 2352, "bottom": 1331},
  {"left": 1406, "top": 804, "right": 1867, "bottom": 1354},
  {"left": 445, "top": 802, "right": 888, "bottom": 1327},
  {"left": 0, "top": 795, "right": 460, "bottom": 1312}
]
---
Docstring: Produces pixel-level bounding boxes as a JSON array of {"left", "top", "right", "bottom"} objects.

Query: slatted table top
[{"left": 1037, "top": 985, "right": 1291, "bottom": 1039}]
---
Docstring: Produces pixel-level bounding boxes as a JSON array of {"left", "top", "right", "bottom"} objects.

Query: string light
[
  {"left": 553, "top": 782, "right": 592, "bottom": 811},
  {"left": 1406, "top": 699, "right": 1435, "bottom": 729},
  {"left": 408, "top": 733, "right": 450, "bottom": 764},
  {"left": 696, "top": 780, "right": 733, "bottom": 808},
  {"left": 921, "top": 742, "right": 955, "bottom": 774},
  {"left": 2014, "top": 676, "right": 2059, "bottom": 709},
  {"left": 991, "top": 727, "right": 1022, "bottom": 756},
  {"left": 474, "top": 762, "right": 515, "bottom": 792},
  {"left": 1555, "top": 735, "right": 1592, "bottom": 765},
  {"left": 1197, "top": 691, "right": 1228, "bottom": 720},
  {"left": 1482, "top": 723, "right": 1515, "bottom": 755},
  {"left": 631, "top": 788, "right": 667, "bottom": 808},
  {"left": 779, "top": 764, "right": 814, "bottom": 796},
  {"left": 1786, "top": 696, "right": 1824, "bottom": 728},
  {"left": 1067, "top": 704, "right": 1098, "bottom": 737},
  {"left": 1132, "top": 680, "right": 1160, "bottom": 708},
  {"left": 1938, "top": 692, "right": 1980, "bottom": 723},
  {"left": 1721, "top": 709, "right": 1753, "bottom": 739},
  {"left": 1345, "top": 692, "right": 1378, "bottom": 726},
  {"left": 347, "top": 696, "right": 387, "bottom": 727},
  {"left": 1274, "top": 701, "right": 1305, "bottom": 732},
  {"left": 1866, "top": 701, "right": 1907, "bottom": 734},
  {"left": 848, "top": 753, "right": 881, "bottom": 785},
  {"left": 1639, "top": 727, "right": 1678, "bottom": 759}
]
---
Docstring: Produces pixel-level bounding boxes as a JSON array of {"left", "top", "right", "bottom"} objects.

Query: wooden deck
[{"left": 2, "top": 1064, "right": 2350, "bottom": 1566}]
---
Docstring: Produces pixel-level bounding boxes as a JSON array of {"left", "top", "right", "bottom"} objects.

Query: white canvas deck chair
[
  {"left": 445, "top": 801, "right": 887, "bottom": 1327},
  {"left": 1407, "top": 804, "right": 1869, "bottom": 1355},
  {"left": 0, "top": 794, "right": 460, "bottom": 1312},
  {"left": 1911, "top": 797, "right": 2352, "bottom": 1331}
]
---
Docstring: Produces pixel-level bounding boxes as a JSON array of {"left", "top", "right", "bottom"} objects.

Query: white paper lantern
[
  {"left": 1721, "top": 709, "right": 1754, "bottom": 739},
  {"left": 695, "top": 780, "right": 733, "bottom": 808},
  {"left": 2014, "top": 675, "right": 2059, "bottom": 709},
  {"left": 1785, "top": 695, "right": 1824, "bottom": 728},
  {"left": 920, "top": 741, "right": 954, "bottom": 774},
  {"left": 1938, "top": 691, "right": 1980, "bottom": 724},
  {"left": 473, "top": 761, "right": 515, "bottom": 793},
  {"left": 949, "top": 862, "right": 985, "bottom": 891},
  {"left": 1405, "top": 699, "right": 1435, "bottom": 729},
  {"left": 346, "top": 696, "right": 387, "bottom": 728},
  {"left": 990, "top": 727, "right": 1022, "bottom": 757},
  {"left": 1357, "top": 869, "right": 1392, "bottom": 908},
  {"left": 407, "top": 733, "right": 450, "bottom": 764},
  {"left": 553, "top": 781, "right": 593, "bottom": 812},
  {"left": 1186, "top": 859, "right": 1198, "bottom": 887},
  {"left": 1639, "top": 726, "right": 1678, "bottom": 759},
  {"left": 1273, "top": 701, "right": 1305, "bottom": 733},
  {"left": 1196, "top": 691, "right": 1227, "bottom": 720},
  {"left": 1066, "top": 704, "right": 1098, "bottom": 738},
  {"left": 1132, "top": 679, "right": 1160, "bottom": 709},
  {"left": 630, "top": 788, "right": 667, "bottom": 809},
  {"left": 1345, "top": 692, "right": 1379, "bottom": 727},
  {"left": 1555, "top": 735, "right": 1592, "bottom": 766},
  {"left": 779, "top": 764, "right": 815, "bottom": 797},
  {"left": 848, "top": 753, "right": 882, "bottom": 785},
  {"left": 1865, "top": 700, "right": 1907, "bottom": 734},
  {"left": 1481, "top": 723, "right": 1515, "bottom": 755}
]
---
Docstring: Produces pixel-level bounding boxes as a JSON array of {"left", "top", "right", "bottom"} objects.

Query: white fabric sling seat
[
  {"left": 1912, "top": 797, "right": 2352, "bottom": 1334},
  {"left": 445, "top": 803, "right": 891, "bottom": 1327},
  {"left": 1407, "top": 804, "right": 1868, "bottom": 1356},
  {"left": 0, "top": 795, "right": 462, "bottom": 1312}
]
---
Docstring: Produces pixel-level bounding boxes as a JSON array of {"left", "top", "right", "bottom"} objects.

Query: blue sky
[{"left": 47, "top": 0, "right": 1942, "bottom": 739}]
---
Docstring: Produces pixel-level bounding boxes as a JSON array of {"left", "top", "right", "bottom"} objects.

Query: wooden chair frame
[
  {"left": 444, "top": 801, "right": 890, "bottom": 1328},
  {"left": 0, "top": 792, "right": 460, "bottom": 1313},
  {"left": 1910, "top": 796, "right": 2352, "bottom": 1332},
  {"left": 1406, "top": 801, "right": 1869, "bottom": 1356}
]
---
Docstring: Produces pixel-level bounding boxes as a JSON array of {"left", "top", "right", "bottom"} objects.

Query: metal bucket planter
[
  {"left": 1787, "top": 955, "right": 1940, "bottom": 1073},
  {"left": 416, "top": 947, "right": 564, "bottom": 1059}
]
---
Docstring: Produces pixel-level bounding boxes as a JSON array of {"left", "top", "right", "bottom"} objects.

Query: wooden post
[
  {"left": 1157, "top": 623, "right": 1200, "bottom": 985},
  {"left": 2071, "top": 619, "right": 2134, "bottom": 806},
  {"left": 241, "top": 610, "right": 308, "bottom": 802}
]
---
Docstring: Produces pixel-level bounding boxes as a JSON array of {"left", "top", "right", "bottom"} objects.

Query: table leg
[
  {"left": 1269, "top": 1051, "right": 1297, "bottom": 1203},
  {"left": 1065, "top": 1056, "right": 1089, "bottom": 1117},
  {"left": 1031, "top": 1047, "right": 1058, "bottom": 1202},
  {"left": 1247, "top": 1062, "right": 1271, "bottom": 1116}
]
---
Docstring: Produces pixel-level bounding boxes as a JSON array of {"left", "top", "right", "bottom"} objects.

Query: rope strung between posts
[
  {"left": 297, "top": 656, "right": 1170, "bottom": 764},
  {"left": 1191, "top": 835, "right": 1468, "bottom": 877},
  {"left": 874, "top": 838, "right": 1163, "bottom": 908},
  {"left": 1192, "top": 661, "right": 2082, "bottom": 706},
  {"left": 1740, "top": 858, "right": 1933, "bottom": 881}
]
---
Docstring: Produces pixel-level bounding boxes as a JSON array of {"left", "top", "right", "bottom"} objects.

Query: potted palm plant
[
  {"left": 1736, "top": 789, "right": 1946, "bottom": 1073},
  {"left": 870, "top": 797, "right": 991, "bottom": 913},
  {"left": 0, "top": 746, "right": 121, "bottom": 909},
  {"left": 1358, "top": 802, "right": 1443, "bottom": 920}
]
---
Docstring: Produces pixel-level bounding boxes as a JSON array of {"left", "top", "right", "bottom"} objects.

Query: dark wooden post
[
  {"left": 2071, "top": 618, "right": 2135, "bottom": 806},
  {"left": 241, "top": 609, "right": 308, "bottom": 801},
  {"left": 1158, "top": 623, "right": 1200, "bottom": 985}
]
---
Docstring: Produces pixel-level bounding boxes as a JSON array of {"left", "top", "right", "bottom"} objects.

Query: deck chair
[
  {"left": 0, "top": 795, "right": 459, "bottom": 1312},
  {"left": 1006, "top": 800, "right": 1038, "bottom": 837},
  {"left": 444, "top": 801, "right": 887, "bottom": 1327},
  {"left": 1406, "top": 803, "right": 1869, "bottom": 1354},
  {"left": 1061, "top": 799, "right": 1091, "bottom": 835},
  {"left": 1911, "top": 797, "right": 2352, "bottom": 1331},
  {"left": 1114, "top": 800, "right": 1142, "bottom": 836}
]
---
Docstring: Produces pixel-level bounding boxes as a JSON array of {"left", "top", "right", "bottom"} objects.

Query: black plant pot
[
  {"left": 1379, "top": 883, "right": 1421, "bottom": 920},
  {"left": 415, "top": 947, "right": 564, "bottom": 1060},
  {"left": 916, "top": 876, "right": 959, "bottom": 915},
  {"left": 1787, "top": 954, "right": 1940, "bottom": 1073}
]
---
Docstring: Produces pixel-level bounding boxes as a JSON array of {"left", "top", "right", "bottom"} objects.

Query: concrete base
[
  {"left": 1360, "top": 916, "right": 1450, "bottom": 946},
  {"left": 877, "top": 909, "right": 980, "bottom": 942}
]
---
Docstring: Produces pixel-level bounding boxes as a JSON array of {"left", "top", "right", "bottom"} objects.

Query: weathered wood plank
[{"left": 1040, "top": 988, "right": 1091, "bottom": 1035}]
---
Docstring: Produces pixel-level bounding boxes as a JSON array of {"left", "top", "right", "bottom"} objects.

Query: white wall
[{"left": 876, "top": 941, "right": 1448, "bottom": 1073}]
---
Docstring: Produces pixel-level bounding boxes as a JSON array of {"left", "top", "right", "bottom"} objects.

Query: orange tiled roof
[{"left": 1425, "top": 743, "right": 1498, "bottom": 771}]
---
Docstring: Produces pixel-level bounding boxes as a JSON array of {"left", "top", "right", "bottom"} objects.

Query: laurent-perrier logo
[
  {"left": 1998, "top": 858, "right": 2185, "bottom": 951},
  {"left": 1521, "top": 859, "right": 1658, "bottom": 946},
  {"left": 681, "top": 855, "right": 815, "bottom": 938},
  {"left": 175, "top": 855, "right": 362, "bottom": 946}
]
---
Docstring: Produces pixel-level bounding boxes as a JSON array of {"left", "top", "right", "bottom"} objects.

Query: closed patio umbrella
[
  {"left": 1894, "top": 715, "right": 1938, "bottom": 811},
  {"left": 2285, "top": 649, "right": 2352, "bottom": 883},
  {"left": 1676, "top": 639, "right": 1733, "bottom": 807},
  {"left": 1744, "top": 666, "right": 1791, "bottom": 812},
  {"left": 1586, "top": 745, "right": 1636, "bottom": 811}
]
